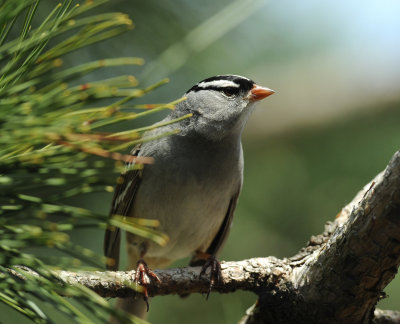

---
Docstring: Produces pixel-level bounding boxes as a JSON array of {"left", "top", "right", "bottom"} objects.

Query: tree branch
[
  {"left": 372, "top": 309, "right": 400, "bottom": 324},
  {"left": 56, "top": 257, "right": 290, "bottom": 298},
  {"left": 13, "top": 150, "right": 400, "bottom": 323},
  {"left": 242, "top": 150, "right": 400, "bottom": 323}
]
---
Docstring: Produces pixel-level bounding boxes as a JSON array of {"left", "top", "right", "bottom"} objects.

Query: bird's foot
[
  {"left": 134, "top": 259, "right": 160, "bottom": 311},
  {"left": 199, "top": 255, "right": 222, "bottom": 299}
]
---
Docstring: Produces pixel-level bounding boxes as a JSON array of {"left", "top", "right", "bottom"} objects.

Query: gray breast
[{"left": 129, "top": 134, "right": 243, "bottom": 260}]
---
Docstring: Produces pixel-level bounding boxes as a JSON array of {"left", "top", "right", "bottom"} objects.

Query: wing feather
[{"left": 104, "top": 145, "right": 142, "bottom": 270}]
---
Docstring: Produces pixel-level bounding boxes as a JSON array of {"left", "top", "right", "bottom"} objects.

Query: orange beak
[{"left": 249, "top": 84, "right": 275, "bottom": 102}]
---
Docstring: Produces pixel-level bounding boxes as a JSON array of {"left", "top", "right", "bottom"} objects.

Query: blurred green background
[{"left": 2, "top": 0, "right": 400, "bottom": 323}]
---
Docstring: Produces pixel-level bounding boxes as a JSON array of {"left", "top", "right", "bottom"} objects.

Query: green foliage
[{"left": 0, "top": 0, "right": 183, "bottom": 322}]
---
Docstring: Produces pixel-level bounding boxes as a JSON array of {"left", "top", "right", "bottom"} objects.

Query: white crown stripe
[
  {"left": 197, "top": 80, "right": 240, "bottom": 89},
  {"left": 225, "top": 74, "right": 251, "bottom": 81}
]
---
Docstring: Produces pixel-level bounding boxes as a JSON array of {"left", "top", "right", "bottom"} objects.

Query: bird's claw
[
  {"left": 199, "top": 255, "right": 222, "bottom": 299},
  {"left": 134, "top": 259, "right": 160, "bottom": 311}
]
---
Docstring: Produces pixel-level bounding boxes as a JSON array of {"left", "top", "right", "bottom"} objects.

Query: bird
[{"left": 104, "top": 74, "right": 274, "bottom": 320}]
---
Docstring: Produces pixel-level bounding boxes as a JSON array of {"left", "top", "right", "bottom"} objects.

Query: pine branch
[{"left": 0, "top": 1, "right": 180, "bottom": 322}]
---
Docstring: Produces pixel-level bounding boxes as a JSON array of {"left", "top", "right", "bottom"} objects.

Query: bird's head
[{"left": 175, "top": 75, "right": 274, "bottom": 141}]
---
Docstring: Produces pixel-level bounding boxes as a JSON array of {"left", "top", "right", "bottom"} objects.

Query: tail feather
[{"left": 110, "top": 297, "right": 148, "bottom": 323}]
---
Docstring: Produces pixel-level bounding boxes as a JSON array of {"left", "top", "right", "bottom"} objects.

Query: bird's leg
[
  {"left": 134, "top": 250, "right": 160, "bottom": 311},
  {"left": 196, "top": 251, "right": 222, "bottom": 299}
]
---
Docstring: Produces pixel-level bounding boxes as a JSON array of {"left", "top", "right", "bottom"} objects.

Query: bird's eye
[{"left": 222, "top": 88, "right": 236, "bottom": 97}]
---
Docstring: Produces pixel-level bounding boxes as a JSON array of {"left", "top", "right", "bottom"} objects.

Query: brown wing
[
  {"left": 189, "top": 186, "right": 241, "bottom": 266},
  {"left": 104, "top": 145, "right": 142, "bottom": 270}
]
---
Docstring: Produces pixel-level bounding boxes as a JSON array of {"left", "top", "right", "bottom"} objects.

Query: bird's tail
[{"left": 110, "top": 297, "right": 148, "bottom": 323}]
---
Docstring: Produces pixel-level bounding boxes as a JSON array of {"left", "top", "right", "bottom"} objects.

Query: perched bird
[{"left": 104, "top": 74, "right": 274, "bottom": 319}]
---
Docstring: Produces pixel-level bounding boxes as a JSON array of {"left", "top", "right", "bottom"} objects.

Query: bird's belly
[{"left": 130, "top": 171, "right": 237, "bottom": 261}]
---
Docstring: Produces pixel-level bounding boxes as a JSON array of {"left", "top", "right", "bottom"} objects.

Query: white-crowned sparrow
[{"left": 104, "top": 75, "right": 274, "bottom": 319}]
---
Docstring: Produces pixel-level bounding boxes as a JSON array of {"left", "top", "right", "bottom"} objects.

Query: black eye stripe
[
  {"left": 187, "top": 86, "right": 241, "bottom": 95},
  {"left": 187, "top": 85, "right": 239, "bottom": 94},
  {"left": 221, "top": 87, "right": 240, "bottom": 96}
]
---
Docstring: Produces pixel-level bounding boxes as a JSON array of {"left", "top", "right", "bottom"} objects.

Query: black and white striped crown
[{"left": 186, "top": 75, "right": 255, "bottom": 95}]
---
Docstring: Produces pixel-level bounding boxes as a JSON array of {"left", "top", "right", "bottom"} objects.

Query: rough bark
[
  {"left": 241, "top": 150, "right": 400, "bottom": 323},
  {"left": 12, "top": 150, "right": 400, "bottom": 323},
  {"left": 55, "top": 257, "right": 289, "bottom": 298}
]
